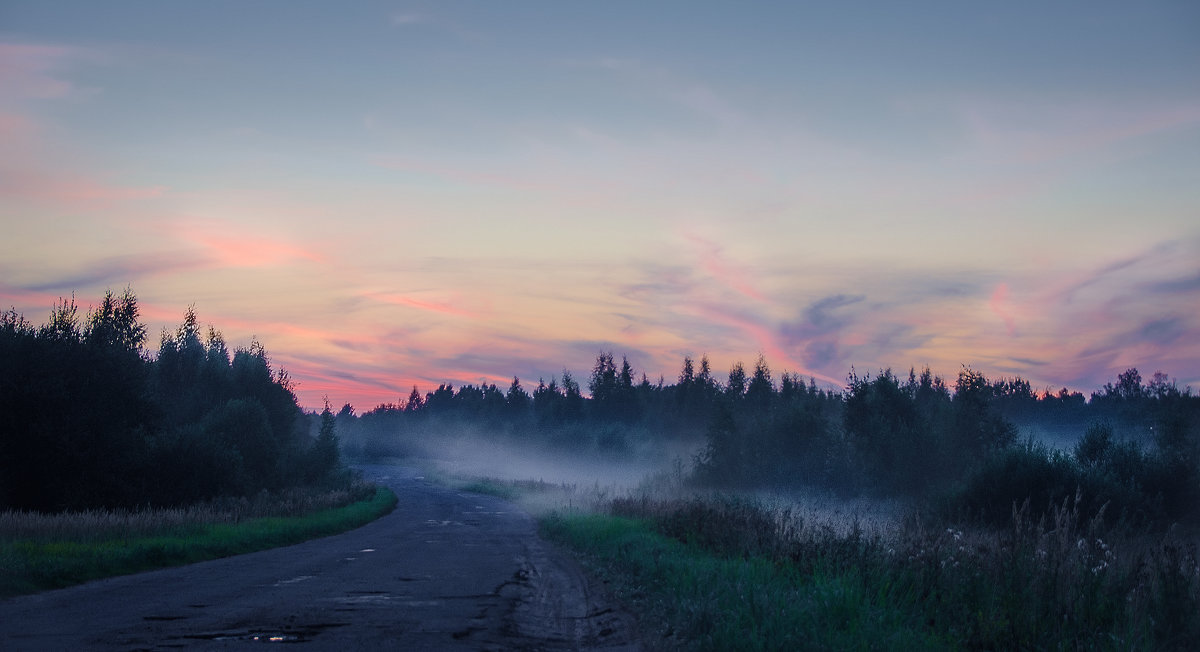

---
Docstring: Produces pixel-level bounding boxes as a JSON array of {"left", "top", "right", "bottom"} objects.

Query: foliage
[
  {"left": 0, "top": 290, "right": 350, "bottom": 512},
  {"left": 546, "top": 493, "right": 1200, "bottom": 651}
]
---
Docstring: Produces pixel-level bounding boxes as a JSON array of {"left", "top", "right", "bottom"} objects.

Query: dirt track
[{"left": 0, "top": 465, "right": 639, "bottom": 650}]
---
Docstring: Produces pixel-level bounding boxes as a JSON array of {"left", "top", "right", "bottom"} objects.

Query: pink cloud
[
  {"left": 683, "top": 234, "right": 767, "bottom": 302},
  {"left": 0, "top": 285, "right": 74, "bottom": 317},
  {"left": 988, "top": 283, "right": 1016, "bottom": 336},
  {"left": 366, "top": 292, "right": 480, "bottom": 319},
  {"left": 273, "top": 357, "right": 414, "bottom": 410},
  {"left": 197, "top": 234, "right": 324, "bottom": 268},
  {"left": 690, "top": 303, "right": 842, "bottom": 386},
  {"left": 169, "top": 221, "right": 326, "bottom": 268}
]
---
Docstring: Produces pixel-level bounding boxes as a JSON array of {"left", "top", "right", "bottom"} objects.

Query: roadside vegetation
[
  {"left": 542, "top": 495, "right": 1198, "bottom": 651},
  {"left": 1, "top": 289, "right": 392, "bottom": 597},
  {"left": 1, "top": 482, "right": 395, "bottom": 598}
]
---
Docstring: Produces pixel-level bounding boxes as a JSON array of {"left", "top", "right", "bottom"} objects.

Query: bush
[{"left": 948, "top": 440, "right": 1087, "bottom": 527}]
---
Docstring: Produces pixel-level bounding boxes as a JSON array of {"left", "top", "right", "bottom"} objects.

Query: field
[
  {"left": 0, "top": 482, "right": 397, "bottom": 598},
  {"left": 458, "top": 473, "right": 1200, "bottom": 651}
]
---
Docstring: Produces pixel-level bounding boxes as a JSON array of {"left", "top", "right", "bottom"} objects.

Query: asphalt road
[{"left": 0, "top": 465, "right": 639, "bottom": 650}]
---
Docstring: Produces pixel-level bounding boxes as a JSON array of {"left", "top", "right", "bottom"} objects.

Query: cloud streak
[{"left": 366, "top": 292, "right": 481, "bottom": 319}]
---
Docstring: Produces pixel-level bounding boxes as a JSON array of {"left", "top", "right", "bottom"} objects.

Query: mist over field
[
  {"left": 406, "top": 429, "right": 694, "bottom": 489},
  {"left": 335, "top": 351, "right": 1198, "bottom": 525}
]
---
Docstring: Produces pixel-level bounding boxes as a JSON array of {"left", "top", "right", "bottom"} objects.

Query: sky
[{"left": 2, "top": 1, "right": 1198, "bottom": 410}]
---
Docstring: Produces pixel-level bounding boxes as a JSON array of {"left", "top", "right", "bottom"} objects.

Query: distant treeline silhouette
[
  {"left": 0, "top": 289, "right": 346, "bottom": 512},
  {"left": 340, "top": 355, "right": 1199, "bottom": 528}
]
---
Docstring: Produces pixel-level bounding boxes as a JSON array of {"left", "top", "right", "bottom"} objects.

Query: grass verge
[
  {"left": 541, "top": 496, "right": 1200, "bottom": 651},
  {"left": 0, "top": 486, "right": 397, "bottom": 598},
  {"left": 541, "top": 511, "right": 942, "bottom": 651}
]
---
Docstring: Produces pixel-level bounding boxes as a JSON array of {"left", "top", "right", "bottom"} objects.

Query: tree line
[
  {"left": 0, "top": 289, "right": 346, "bottom": 512},
  {"left": 340, "top": 353, "right": 1199, "bottom": 529}
]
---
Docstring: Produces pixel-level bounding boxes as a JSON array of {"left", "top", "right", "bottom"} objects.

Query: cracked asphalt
[{"left": 0, "top": 465, "right": 639, "bottom": 650}]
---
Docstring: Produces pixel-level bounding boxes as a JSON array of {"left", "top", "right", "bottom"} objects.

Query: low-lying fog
[{"left": 411, "top": 430, "right": 701, "bottom": 489}]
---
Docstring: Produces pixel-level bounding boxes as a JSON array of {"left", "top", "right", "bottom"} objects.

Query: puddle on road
[
  {"left": 273, "top": 575, "right": 314, "bottom": 587},
  {"left": 184, "top": 622, "right": 347, "bottom": 643}
]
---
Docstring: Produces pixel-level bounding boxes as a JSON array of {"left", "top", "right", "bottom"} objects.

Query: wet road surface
[{"left": 0, "top": 465, "right": 638, "bottom": 650}]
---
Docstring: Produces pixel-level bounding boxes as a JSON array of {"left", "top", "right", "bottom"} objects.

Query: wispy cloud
[
  {"left": 365, "top": 291, "right": 481, "bottom": 319},
  {"left": 683, "top": 234, "right": 767, "bottom": 302},
  {"left": 959, "top": 99, "right": 1200, "bottom": 166},
  {"left": 172, "top": 220, "right": 326, "bottom": 268},
  {"left": 1148, "top": 272, "right": 1200, "bottom": 295},
  {"left": 0, "top": 41, "right": 165, "bottom": 210},
  {"left": 779, "top": 294, "right": 869, "bottom": 379},
  {"left": 16, "top": 252, "right": 208, "bottom": 293},
  {"left": 988, "top": 283, "right": 1016, "bottom": 336},
  {"left": 390, "top": 12, "right": 423, "bottom": 26},
  {"left": 0, "top": 168, "right": 166, "bottom": 206},
  {"left": 371, "top": 154, "right": 564, "bottom": 195},
  {"left": 0, "top": 41, "right": 80, "bottom": 101}
]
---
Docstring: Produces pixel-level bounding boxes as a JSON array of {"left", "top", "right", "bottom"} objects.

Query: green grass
[
  {"left": 0, "top": 486, "right": 397, "bottom": 598},
  {"left": 541, "top": 511, "right": 944, "bottom": 651},
  {"left": 457, "top": 476, "right": 570, "bottom": 503},
  {"left": 459, "top": 478, "right": 521, "bottom": 501},
  {"left": 542, "top": 496, "right": 1200, "bottom": 651}
]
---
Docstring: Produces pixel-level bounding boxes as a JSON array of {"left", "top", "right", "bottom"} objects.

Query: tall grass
[
  {"left": 0, "top": 482, "right": 395, "bottom": 598},
  {"left": 542, "top": 493, "right": 1200, "bottom": 651}
]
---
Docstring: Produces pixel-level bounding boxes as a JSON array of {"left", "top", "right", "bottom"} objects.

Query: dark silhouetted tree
[
  {"left": 306, "top": 400, "right": 341, "bottom": 484},
  {"left": 561, "top": 370, "right": 584, "bottom": 421},
  {"left": 84, "top": 287, "right": 146, "bottom": 353},
  {"left": 745, "top": 354, "right": 774, "bottom": 412},
  {"left": 726, "top": 361, "right": 746, "bottom": 399},
  {"left": 952, "top": 366, "right": 1017, "bottom": 459},
  {"left": 404, "top": 385, "right": 424, "bottom": 413}
]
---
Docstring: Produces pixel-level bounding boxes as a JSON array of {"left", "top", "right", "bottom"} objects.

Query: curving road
[{"left": 0, "top": 465, "right": 639, "bottom": 650}]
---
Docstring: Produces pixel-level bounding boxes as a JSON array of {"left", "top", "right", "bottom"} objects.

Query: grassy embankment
[
  {"left": 0, "top": 484, "right": 397, "bottom": 598},
  {"left": 539, "top": 495, "right": 1199, "bottom": 651}
]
